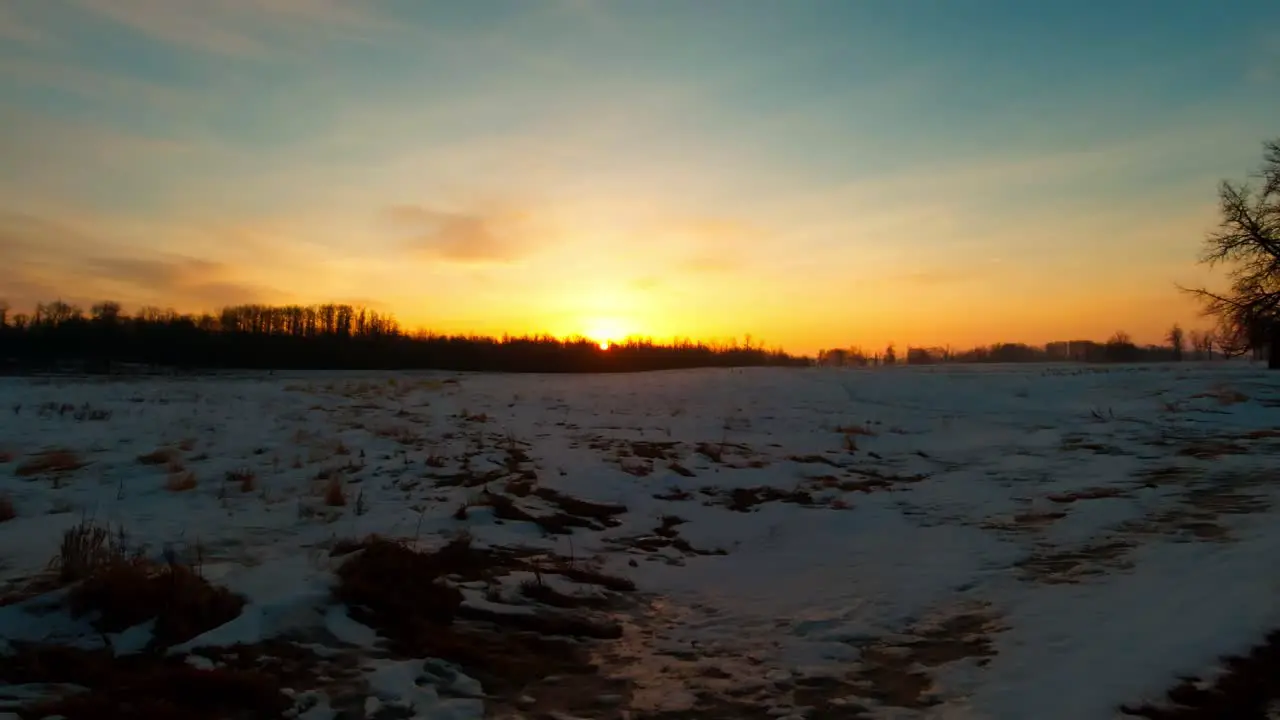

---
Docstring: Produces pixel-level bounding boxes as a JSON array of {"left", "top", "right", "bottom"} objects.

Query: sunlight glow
[{"left": 584, "top": 317, "right": 633, "bottom": 349}]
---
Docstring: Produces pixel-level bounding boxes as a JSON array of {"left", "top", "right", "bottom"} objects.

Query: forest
[
  {"left": 0, "top": 299, "right": 1225, "bottom": 374},
  {"left": 0, "top": 300, "right": 805, "bottom": 373}
]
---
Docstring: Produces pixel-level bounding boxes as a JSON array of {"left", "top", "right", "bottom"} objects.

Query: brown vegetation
[
  {"left": 1, "top": 644, "right": 289, "bottom": 720},
  {"left": 1121, "top": 628, "right": 1280, "bottom": 718},
  {"left": 0, "top": 492, "right": 15, "bottom": 522},
  {"left": 165, "top": 471, "right": 198, "bottom": 492},
  {"left": 138, "top": 447, "right": 179, "bottom": 465},
  {"left": 323, "top": 476, "right": 347, "bottom": 506},
  {"left": 70, "top": 562, "right": 245, "bottom": 649},
  {"left": 15, "top": 448, "right": 85, "bottom": 477},
  {"left": 333, "top": 535, "right": 634, "bottom": 706}
]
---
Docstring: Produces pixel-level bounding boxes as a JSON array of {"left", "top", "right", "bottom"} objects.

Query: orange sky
[{"left": 1, "top": 1, "right": 1276, "bottom": 354}]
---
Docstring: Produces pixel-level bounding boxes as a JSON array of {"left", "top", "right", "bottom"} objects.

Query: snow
[{"left": 1, "top": 363, "right": 1279, "bottom": 717}]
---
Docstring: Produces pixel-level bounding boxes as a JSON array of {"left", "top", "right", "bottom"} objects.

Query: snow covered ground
[{"left": 1, "top": 363, "right": 1279, "bottom": 719}]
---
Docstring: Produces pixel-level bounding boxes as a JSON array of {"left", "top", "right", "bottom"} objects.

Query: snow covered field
[{"left": 1, "top": 364, "right": 1279, "bottom": 719}]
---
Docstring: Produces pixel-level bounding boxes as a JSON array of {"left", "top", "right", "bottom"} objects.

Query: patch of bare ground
[
  {"left": 1120, "top": 628, "right": 1280, "bottom": 719},
  {"left": 846, "top": 608, "right": 1005, "bottom": 710},
  {"left": 1016, "top": 540, "right": 1135, "bottom": 584},
  {"left": 629, "top": 441, "right": 681, "bottom": 460},
  {"left": 0, "top": 644, "right": 292, "bottom": 720},
  {"left": 1048, "top": 486, "right": 1129, "bottom": 503},
  {"left": 333, "top": 535, "right": 636, "bottom": 714},
  {"left": 137, "top": 447, "right": 179, "bottom": 465},
  {"left": 1122, "top": 474, "right": 1271, "bottom": 543},
  {"left": 981, "top": 509, "right": 1068, "bottom": 533},
  {"left": 476, "top": 489, "right": 625, "bottom": 534},
  {"left": 1191, "top": 387, "right": 1250, "bottom": 406},
  {"left": 1060, "top": 436, "right": 1131, "bottom": 455},
  {"left": 607, "top": 515, "right": 728, "bottom": 562},
  {"left": 1179, "top": 439, "right": 1252, "bottom": 459},
  {"left": 718, "top": 485, "right": 819, "bottom": 512},
  {"left": 695, "top": 441, "right": 768, "bottom": 468},
  {"left": 1136, "top": 465, "right": 1200, "bottom": 488},
  {"left": 532, "top": 487, "right": 627, "bottom": 524},
  {"left": 787, "top": 453, "right": 844, "bottom": 467},
  {"left": 634, "top": 607, "right": 1004, "bottom": 718},
  {"left": 14, "top": 449, "right": 86, "bottom": 477}
]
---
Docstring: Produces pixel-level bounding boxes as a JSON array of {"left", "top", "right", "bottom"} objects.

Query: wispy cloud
[
  {"left": 384, "top": 205, "right": 537, "bottom": 266},
  {"left": 0, "top": 211, "right": 277, "bottom": 311}
]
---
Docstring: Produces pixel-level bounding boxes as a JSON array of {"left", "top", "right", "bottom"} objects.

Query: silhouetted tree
[
  {"left": 1167, "top": 324, "right": 1185, "bottom": 361},
  {"left": 1181, "top": 138, "right": 1280, "bottom": 367},
  {"left": 0, "top": 299, "right": 809, "bottom": 374},
  {"left": 884, "top": 343, "right": 897, "bottom": 365}
]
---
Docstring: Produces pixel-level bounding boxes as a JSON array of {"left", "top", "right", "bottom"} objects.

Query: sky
[{"left": 1, "top": 0, "right": 1278, "bottom": 354}]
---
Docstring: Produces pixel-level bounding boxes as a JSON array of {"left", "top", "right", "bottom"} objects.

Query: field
[{"left": 1, "top": 364, "right": 1279, "bottom": 719}]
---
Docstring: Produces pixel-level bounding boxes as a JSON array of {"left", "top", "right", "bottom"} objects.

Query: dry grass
[
  {"left": 334, "top": 535, "right": 631, "bottom": 707},
  {"left": 835, "top": 423, "right": 878, "bottom": 436},
  {"left": 0, "top": 493, "right": 15, "bottom": 522},
  {"left": 0, "top": 450, "right": 13, "bottom": 463},
  {"left": 1047, "top": 487, "right": 1128, "bottom": 504},
  {"left": 165, "top": 471, "right": 198, "bottom": 492},
  {"left": 224, "top": 467, "right": 257, "bottom": 493},
  {"left": 53, "top": 520, "right": 136, "bottom": 583},
  {"left": 71, "top": 561, "right": 245, "bottom": 649},
  {"left": 323, "top": 476, "right": 347, "bottom": 507},
  {"left": 15, "top": 448, "right": 85, "bottom": 477},
  {"left": 177, "top": 437, "right": 197, "bottom": 451},
  {"left": 1192, "top": 387, "right": 1251, "bottom": 406},
  {"left": 138, "top": 447, "right": 179, "bottom": 465},
  {"left": 1121, "top": 628, "right": 1280, "bottom": 718},
  {"left": 0, "top": 644, "right": 289, "bottom": 720}
]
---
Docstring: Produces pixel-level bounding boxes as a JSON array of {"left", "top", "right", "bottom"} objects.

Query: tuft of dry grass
[
  {"left": 165, "top": 471, "right": 199, "bottom": 492},
  {"left": 0, "top": 450, "right": 13, "bottom": 463},
  {"left": 835, "top": 423, "right": 878, "bottom": 437},
  {"left": 224, "top": 467, "right": 256, "bottom": 493},
  {"left": 0, "top": 493, "right": 15, "bottom": 522},
  {"left": 15, "top": 449, "right": 85, "bottom": 477},
  {"left": 323, "top": 476, "right": 347, "bottom": 507},
  {"left": 71, "top": 562, "right": 245, "bottom": 649},
  {"left": 54, "top": 520, "right": 134, "bottom": 583},
  {"left": 177, "top": 437, "right": 197, "bottom": 452},
  {"left": 138, "top": 447, "right": 179, "bottom": 465},
  {"left": 166, "top": 459, "right": 186, "bottom": 474}
]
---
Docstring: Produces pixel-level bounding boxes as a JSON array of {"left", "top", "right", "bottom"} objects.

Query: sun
[{"left": 584, "top": 316, "right": 631, "bottom": 350}]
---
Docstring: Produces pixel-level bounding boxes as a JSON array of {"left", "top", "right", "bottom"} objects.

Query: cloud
[
  {"left": 0, "top": 211, "right": 276, "bottom": 311},
  {"left": 73, "top": 0, "right": 394, "bottom": 57},
  {"left": 384, "top": 205, "right": 531, "bottom": 265}
]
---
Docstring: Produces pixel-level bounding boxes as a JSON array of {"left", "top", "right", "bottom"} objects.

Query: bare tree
[
  {"left": 0, "top": 299, "right": 8, "bottom": 328},
  {"left": 1166, "top": 323, "right": 1185, "bottom": 361},
  {"left": 1180, "top": 138, "right": 1280, "bottom": 367},
  {"left": 884, "top": 342, "right": 897, "bottom": 366}
]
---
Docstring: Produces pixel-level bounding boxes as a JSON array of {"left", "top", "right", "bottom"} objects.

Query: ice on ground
[{"left": 1, "top": 363, "right": 1279, "bottom": 717}]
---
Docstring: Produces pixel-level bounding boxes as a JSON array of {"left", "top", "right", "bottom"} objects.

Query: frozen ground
[{"left": 1, "top": 363, "right": 1279, "bottom": 719}]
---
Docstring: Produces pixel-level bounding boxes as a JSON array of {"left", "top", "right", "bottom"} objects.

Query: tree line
[
  {"left": 816, "top": 326, "right": 1220, "bottom": 367},
  {"left": 0, "top": 300, "right": 806, "bottom": 374}
]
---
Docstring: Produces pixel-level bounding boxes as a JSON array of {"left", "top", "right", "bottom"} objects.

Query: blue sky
[{"left": 2, "top": 0, "right": 1278, "bottom": 351}]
